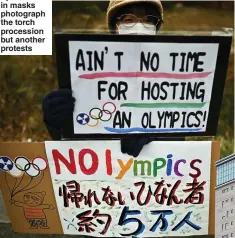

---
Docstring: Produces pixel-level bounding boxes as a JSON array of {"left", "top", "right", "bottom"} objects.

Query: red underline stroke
[{"left": 78, "top": 72, "right": 212, "bottom": 80}]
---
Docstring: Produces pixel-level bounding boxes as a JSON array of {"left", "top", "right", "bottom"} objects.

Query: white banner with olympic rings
[{"left": 69, "top": 41, "right": 219, "bottom": 135}]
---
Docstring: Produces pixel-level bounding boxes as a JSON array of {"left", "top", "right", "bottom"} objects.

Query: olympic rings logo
[
  {"left": 76, "top": 102, "right": 116, "bottom": 127},
  {"left": 0, "top": 156, "right": 48, "bottom": 178}
]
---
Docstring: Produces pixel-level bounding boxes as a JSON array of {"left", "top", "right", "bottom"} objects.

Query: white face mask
[{"left": 118, "top": 23, "right": 156, "bottom": 35}]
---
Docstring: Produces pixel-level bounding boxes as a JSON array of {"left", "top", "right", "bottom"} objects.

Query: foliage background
[{"left": 0, "top": 1, "right": 234, "bottom": 158}]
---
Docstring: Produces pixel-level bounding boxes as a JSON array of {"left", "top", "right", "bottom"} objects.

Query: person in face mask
[
  {"left": 42, "top": 0, "right": 164, "bottom": 158},
  {"left": 107, "top": 0, "right": 163, "bottom": 35}
]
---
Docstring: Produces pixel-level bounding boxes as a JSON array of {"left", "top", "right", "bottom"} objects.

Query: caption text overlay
[{"left": 0, "top": 0, "right": 52, "bottom": 55}]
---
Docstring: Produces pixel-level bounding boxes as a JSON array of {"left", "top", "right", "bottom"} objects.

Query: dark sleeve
[{"left": 44, "top": 121, "right": 62, "bottom": 140}]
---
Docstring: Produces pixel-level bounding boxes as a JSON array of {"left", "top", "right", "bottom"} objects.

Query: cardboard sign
[
  {"left": 54, "top": 33, "right": 232, "bottom": 139},
  {"left": 0, "top": 141, "right": 219, "bottom": 237}
]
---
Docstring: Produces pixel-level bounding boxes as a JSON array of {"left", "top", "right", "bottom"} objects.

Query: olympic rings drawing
[
  {"left": 77, "top": 102, "right": 117, "bottom": 127},
  {"left": 103, "top": 102, "right": 116, "bottom": 114},
  {"left": 89, "top": 108, "right": 103, "bottom": 120},
  {"left": 89, "top": 102, "right": 116, "bottom": 122},
  {"left": 32, "top": 156, "right": 48, "bottom": 171},
  {"left": 25, "top": 163, "right": 40, "bottom": 177},
  {"left": 15, "top": 156, "right": 30, "bottom": 171},
  {"left": 89, "top": 107, "right": 113, "bottom": 122},
  {"left": 8, "top": 163, "right": 24, "bottom": 178},
  {"left": 98, "top": 109, "right": 112, "bottom": 122},
  {"left": 0, "top": 156, "right": 48, "bottom": 178},
  {"left": 87, "top": 115, "right": 100, "bottom": 127}
]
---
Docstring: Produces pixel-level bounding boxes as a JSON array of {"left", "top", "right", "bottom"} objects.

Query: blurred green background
[{"left": 0, "top": 1, "right": 233, "bottom": 158}]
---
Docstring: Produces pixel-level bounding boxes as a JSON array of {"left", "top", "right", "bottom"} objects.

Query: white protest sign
[
  {"left": 69, "top": 41, "right": 218, "bottom": 134},
  {"left": 45, "top": 141, "right": 212, "bottom": 237}
]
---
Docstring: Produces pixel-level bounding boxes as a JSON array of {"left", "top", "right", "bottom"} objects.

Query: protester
[
  {"left": 107, "top": 0, "right": 163, "bottom": 35},
  {"left": 42, "top": 0, "right": 164, "bottom": 158}
]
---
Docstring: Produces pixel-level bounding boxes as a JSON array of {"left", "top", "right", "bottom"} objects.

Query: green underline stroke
[{"left": 120, "top": 102, "right": 206, "bottom": 108}]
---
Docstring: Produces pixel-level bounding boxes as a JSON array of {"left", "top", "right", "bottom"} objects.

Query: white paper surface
[
  {"left": 45, "top": 141, "right": 212, "bottom": 237},
  {"left": 69, "top": 41, "right": 218, "bottom": 134}
]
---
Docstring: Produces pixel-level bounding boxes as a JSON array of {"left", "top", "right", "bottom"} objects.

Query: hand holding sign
[
  {"left": 42, "top": 88, "right": 150, "bottom": 157},
  {"left": 121, "top": 137, "right": 152, "bottom": 157},
  {"left": 42, "top": 89, "right": 75, "bottom": 130}
]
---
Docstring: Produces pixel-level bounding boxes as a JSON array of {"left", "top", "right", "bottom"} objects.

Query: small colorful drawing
[
  {"left": 0, "top": 156, "right": 48, "bottom": 199},
  {"left": 10, "top": 191, "right": 54, "bottom": 229},
  {"left": 77, "top": 102, "right": 117, "bottom": 127}
]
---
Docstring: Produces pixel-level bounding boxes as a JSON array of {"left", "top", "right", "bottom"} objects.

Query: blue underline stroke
[{"left": 104, "top": 127, "right": 202, "bottom": 133}]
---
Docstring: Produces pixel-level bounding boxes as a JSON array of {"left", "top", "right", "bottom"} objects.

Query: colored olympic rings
[
  {"left": 0, "top": 156, "right": 48, "bottom": 178},
  {"left": 103, "top": 102, "right": 116, "bottom": 114},
  {"left": 89, "top": 108, "right": 112, "bottom": 122},
  {"left": 77, "top": 102, "right": 117, "bottom": 127},
  {"left": 98, "top": 110, "right": 112, "bottom": 122},
  {"left": 32, "top": 156, "right": 48, "bottom": 171},
  {"left": 89, "top": 108, "right": 103, "bottom": 120},
  {"left": 25, "top": 163, "right": 40, "bottom": 177},
  {"left": 87, "top": 115, "right": 100, "bottom": 127},
  {"left": 88, "top": 102, "right": 116, "bottom": 124},
  {"left": 8, "top": 163, "right": 24, "bottom": 178}
]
